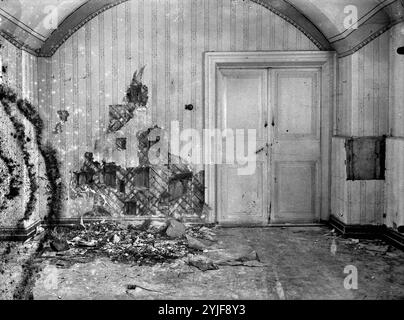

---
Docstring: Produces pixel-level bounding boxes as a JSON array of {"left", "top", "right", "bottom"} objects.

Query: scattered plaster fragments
[{"left": 41, "top": 220, "right": 261, "bottom": 271}]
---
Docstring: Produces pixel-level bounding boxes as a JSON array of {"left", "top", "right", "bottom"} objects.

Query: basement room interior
[{"left": 0, "top": 0, "right": 403, "bottom": 301}]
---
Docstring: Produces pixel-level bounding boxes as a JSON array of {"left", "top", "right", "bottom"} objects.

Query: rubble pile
[{"left": 43, "top": 220, "right": 218, "bottom": 267}]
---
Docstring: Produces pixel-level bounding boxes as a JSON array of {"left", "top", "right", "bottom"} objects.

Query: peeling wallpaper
[{"left": 36, "top": 0, "right": 319, "bottom": 218}]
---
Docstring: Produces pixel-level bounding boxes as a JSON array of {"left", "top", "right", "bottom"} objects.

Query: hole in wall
[{"left": 345, "top": 137, "right": 386, "bottom": 180}]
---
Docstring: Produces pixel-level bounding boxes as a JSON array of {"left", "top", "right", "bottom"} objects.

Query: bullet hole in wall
[{"left": 116, "top": 137, "right": 127, "bottom": 151}]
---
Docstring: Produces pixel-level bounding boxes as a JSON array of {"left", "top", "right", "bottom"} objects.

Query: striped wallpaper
[
  {"left": 332, "top": 30, "right": 390, "bottom": 226},
  {"left": 336, "top": 31, "right": 390, "bottom": 137},
  {"left": 331, "top": 137, "right": 385, "bottom": 226},
  {"left": 0, "top": 36, "right": 38, "bottom": 103},
  {"left": 35, "top": 0, "right": 319, "bottom": 218}
]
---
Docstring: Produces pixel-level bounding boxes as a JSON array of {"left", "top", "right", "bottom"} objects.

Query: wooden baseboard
[
  {"left": 329, "top": 215, "right": 404, "bottom": 250},
  {"left": 329, "top": 216, "right": 382, "bottom": 239},
  {"left": 0, "top": 221, "right": 40, "bottom": 241},
  {"left": 382, "top": 226, "right": 404, "bottom": 250}
]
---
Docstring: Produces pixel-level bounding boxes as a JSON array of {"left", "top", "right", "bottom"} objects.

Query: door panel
[
  {"left": 274, "top": 161, "right": 317, "bottom": 221},
  {"left": 217, "top": 68, "right": 321, "bottom": 224},
  {"left": 218, "top": 69, "right": 268, "bottom": 224},
  {"left": 271, "top": 70, "right": 321, "bottom": 223},
  {"left": 276, "top": 74, "right": 319, "bottom": 139}
]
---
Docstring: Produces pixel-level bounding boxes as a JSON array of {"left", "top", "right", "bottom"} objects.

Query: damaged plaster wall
[
  {"left": 331, "top": 137, "right": 385, "bottom": 225},
  {"left": 36, "top": 0, "right": 319, "bottom": 220},
  {"left": 331, "top": 29, "right": 390, "bottom": 226}
]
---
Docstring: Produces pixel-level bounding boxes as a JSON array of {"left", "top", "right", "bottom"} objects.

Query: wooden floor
[{"left": 1, "top": 226, "right": 398, "bottom": 300}]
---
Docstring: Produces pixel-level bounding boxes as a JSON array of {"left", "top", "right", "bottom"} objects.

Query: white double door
[{"left": 217, "top": 68, "right": 321, "bottom": 225}]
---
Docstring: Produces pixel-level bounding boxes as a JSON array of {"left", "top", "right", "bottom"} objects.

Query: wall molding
[
  {"left": 0, "top": 221, "right": 40, "bottom": 241},
  {"left": 329, "top": 215, "right": 404, "bottom": 250},
  {"left": 252, "top": 0, "right": 331, "bottom": 51},
  {"left": 36, "top": 0, "right": 404, "bottom": 58},
  {"left": 338, "top": 17, "right": 404, "bottom": 58},
  {"left": 204, "top": 51, "right": 336, "bottom": 224},
  {"left": 36, "top": 0, "right": 331, "bottom": 58},
  {"left": 1, "top": 0, "right": 403, "bottom": 58},
  {"left": 0, "top": 32, "right": 37, "bottom": 56},
  {"left": 329, "top": 0, "right": 396, "bottom": 43}
]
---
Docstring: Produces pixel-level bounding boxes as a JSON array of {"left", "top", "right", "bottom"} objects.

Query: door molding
[{"left": 204, "top": 51, "right": 337, "bottom": 223}]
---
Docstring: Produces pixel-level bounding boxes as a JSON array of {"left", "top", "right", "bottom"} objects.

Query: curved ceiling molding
[
  {"left": 0, "top": 30, "right": 37, "bottom": 55},
  {"left": 335, "top": 0, "right": 404, "bottom": 57},
  {"left": 38, "top": 0, "right": 127, "bottom": 57},
  {"left": 37, "top": 0, "right": 332, "bottom": 57},
  {"left": 250, "top": 0, "right": 332, "bottom": 51},
  {"left": 1, "top": 0, "right": 403, "bottom": 57}
]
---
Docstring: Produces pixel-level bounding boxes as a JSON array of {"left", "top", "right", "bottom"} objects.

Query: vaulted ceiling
[{"left": 0, "top": 0, "right": 403, "bottom": 57}]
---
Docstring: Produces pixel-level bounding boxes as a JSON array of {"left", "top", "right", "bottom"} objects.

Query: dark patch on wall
[
  {"left": 53, "top": 110, "right": 69, "bottom": 134},
  {"left": 168, "top": 172, "right": 193, "bottom": 202},
  {"left": 397, "top": 47, "right": 404, "bottom": 55},
  {"left": 125, "top": 167, "right": 150, "bottom": 189},
  {"left": 0, "top": 151, "right": 22, "bottom": 203},
  {"left": 126, "top": 66, "right": 148, "bottom": 106},
  {"left": 57, "top": 110, "right": 69, "bottom": 122},
  {"left": 136, "top": 125, "right": 161, "bottom": 166},
  {"left": 124, "top": 200, "right": 138, "bottom": 216},
  {"left": 345, "top": 136, "right": 386, "bottom": 180},
  {"left": 108, "top": 67, "right": 149, "bottom": 133},
  {"left": 115, "top": 137, "right": 127, "bottom": 151},
  {"left": 103, "top": 163, "right": 117, "bottom": 188},
  {"left": 41, "top": 143, "right": 64, "bottom": 222},
  {"left": 108, "top": 104, "right": 136, "bottom": 133}
]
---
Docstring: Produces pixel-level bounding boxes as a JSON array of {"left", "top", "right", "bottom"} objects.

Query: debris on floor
[
  {"left": 186, "top": 235, "right": 214, "bottom": 251},
  {"left": 323, "top": 232, "right": 399, "bottom": 256},
  {"left": 40, "top": 220, "right": 220, "bottom": 268},
  {"left": 49, "top": 239, "right": 70, "bottom": 252},
  {"left": 13, "top": 226, "right": 404, "bottom": 300},
  {"left": 166, "top": 219, "right": 186, "bottom": 239},
  {"left": 188, "top": 255, "right": 218, "bottom": 271}
]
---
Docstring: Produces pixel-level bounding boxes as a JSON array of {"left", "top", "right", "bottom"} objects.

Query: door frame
[{"left": 204, "top": 51, "right": 337, "bottom": 224}]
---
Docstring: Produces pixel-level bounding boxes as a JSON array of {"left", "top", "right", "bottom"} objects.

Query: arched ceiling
[{"left": 0, "top": 0, "right": 403, "bottom": 57}]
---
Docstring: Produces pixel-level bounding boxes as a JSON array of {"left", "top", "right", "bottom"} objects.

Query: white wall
[{"left": 385, "top": 23, "right": 404, "bottom": 231}]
